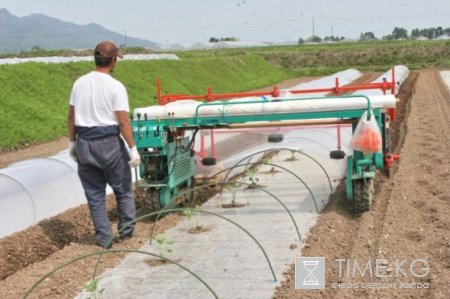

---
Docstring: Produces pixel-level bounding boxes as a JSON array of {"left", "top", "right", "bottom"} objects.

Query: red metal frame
[
  {"left": 155, "top": 67, "right": 398, "bottom": 161},
  {"left": 156, "top": 67, "right": 397, "bottom": 105}
]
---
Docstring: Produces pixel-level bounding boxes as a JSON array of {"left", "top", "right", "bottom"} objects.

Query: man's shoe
[
  {"left": 96, "top": 241, "right": 113, "bottom": 249},
  {"left": 96, "top": 236, "right": 119, "bottom": 249}
]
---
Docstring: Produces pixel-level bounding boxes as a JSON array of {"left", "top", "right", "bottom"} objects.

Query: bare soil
[
  {"left": 274, "top": 69, "right": 450, "bottom": 298},
  {"left": 2, "top": 72, "right": 448, "bottom": 298},
  {"left": 0, "top": 137, "right": 69, "bottom": 169}
]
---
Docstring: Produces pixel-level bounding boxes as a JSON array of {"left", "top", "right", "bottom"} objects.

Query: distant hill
[{"left": 0, "top": 8, "right": 157, "bottom": 54}]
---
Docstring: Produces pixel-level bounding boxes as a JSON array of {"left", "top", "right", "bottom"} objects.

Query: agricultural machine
[{"left": 131, "top": 72, "right": 399, "bottom": 212}]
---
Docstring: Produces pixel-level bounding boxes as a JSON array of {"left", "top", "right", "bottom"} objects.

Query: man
[{"left": 67, "top": 40, "right": 140, "bottom": 249}]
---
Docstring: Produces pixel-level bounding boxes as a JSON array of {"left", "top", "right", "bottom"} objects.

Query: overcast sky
[{"left": 1, "top": 0, "right": 449, "bottom": 45}]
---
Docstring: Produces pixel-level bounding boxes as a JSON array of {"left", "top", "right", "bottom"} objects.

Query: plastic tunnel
[
  {"left": 0, "top": 152, "right": 85, "bottom": 238},
  {"left": 352, "top": 65, "right": 410, "bottom": 95},
  {"left": 281, "top": 68, "right": 363, "bottom": 97}
]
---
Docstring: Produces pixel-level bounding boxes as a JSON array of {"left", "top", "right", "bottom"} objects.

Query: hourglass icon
[{"left": 302, "top": 260, "right": 319, "bottom": 286}]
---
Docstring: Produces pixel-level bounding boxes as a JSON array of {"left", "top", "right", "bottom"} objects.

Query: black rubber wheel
[
  {"left": 329, "top": 150, "right": 346, "bottom": 160},
  {"left": 353, "top": 178, "right": 374, "bottom": 212},
  {"left": 145, "top": 187, "right": 162, "bottom": 213},
  {"left": 201, "top": 156, "right": 217, "bottom": 166},
  {"left": 268, "top": 133, "right": 284, "bottom": 143}
]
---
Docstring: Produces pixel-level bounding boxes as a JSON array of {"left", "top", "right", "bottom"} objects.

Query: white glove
[
  {"left": 69, "top": 141, "right": 78, "bottom": 163},
  {"left": 129, "top": 146, "right": 140, "bottom": 167}
]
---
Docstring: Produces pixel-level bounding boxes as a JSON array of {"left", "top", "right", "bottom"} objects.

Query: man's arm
[
  {"left": 116, "top": 111, "right": 140, "bottom": 167},
  {"left": 116, "top": 111, "right": 135, "bottom": 148},
  {"left": 67, "top": 105, "right": 78, "bottom": 162},
  {"left": 68, "top": 105, "right": 76, "bottom": 141}
]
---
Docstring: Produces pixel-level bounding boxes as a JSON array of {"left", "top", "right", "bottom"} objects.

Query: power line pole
[
  {"left": 312, "top": 17, "right": 315, "bottom": 38},
  {"left": 124, "top": 30, "right": 127, "bottom": 47}
]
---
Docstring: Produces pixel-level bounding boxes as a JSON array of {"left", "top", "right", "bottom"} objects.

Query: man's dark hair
[
  {"left": 94, "top": 52, "right": 114, "bottom": 67},
  {"left": 93, "top": 41, "right": 121, "bottom": 67}
]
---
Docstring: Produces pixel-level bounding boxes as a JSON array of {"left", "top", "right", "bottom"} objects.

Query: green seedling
[
  {"left": 152, "top": 234, "right": 175, "bottom": 258},
  {"left": 84, "top": 276, "right": 105, "bottom": 299},
  {"left": 225, "top": 181, "right": 241, "bottom": 207},
  {"left": 261, "top": 156, "right": 272, "bottom": 164},
  {"left": 183, "top": 206, "right": 203, "bottom": 230},
  {"left": 244, "top": 168, "right": 259, "bottom": 186}
]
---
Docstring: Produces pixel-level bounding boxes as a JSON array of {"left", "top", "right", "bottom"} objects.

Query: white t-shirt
[{"left": 70, "top": 71, "right": 129, "bottom": 127}]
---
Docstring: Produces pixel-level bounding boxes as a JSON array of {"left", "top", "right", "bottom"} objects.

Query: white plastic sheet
[
  {"left": 280, "top": 68, "right": 363, "bottom": 97},
  {"left": 133, "top": 68, "right": 363, "bottom": 119},
  {"left": 134, "top": 94, "right": 396, "bottom": 120},
  {"left": 352, "top": 65, "right": 410, "bottom": 96},
  {"left": 0, "top": 54, "right": 179, "bottom": 65},
  {"left": 0, "top": 157, "right": 85, "bottom": 238},
  {"left": 0, "top": 174, "right": 35, "bottom": 237},
  {"left": 440, "top": 70, "right": 450, "bottom": 89}
]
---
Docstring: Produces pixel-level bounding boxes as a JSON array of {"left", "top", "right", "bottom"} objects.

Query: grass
[
  {"left": 177, "top": 39, "right": 450, "bottom": 72},
  {"left": 1, "top": 39, "right": 449, "bottom": 150},
  {"left": 0, "top": 55, "right": 298, "bottom": 150}
]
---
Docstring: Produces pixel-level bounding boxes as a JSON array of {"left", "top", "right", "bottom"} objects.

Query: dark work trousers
[{"left": 76, "top": 135, "right": 135, "bottom": 246}]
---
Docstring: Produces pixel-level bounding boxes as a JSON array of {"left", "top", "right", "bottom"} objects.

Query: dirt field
[
  {"left": 1, "top": 71, "right": 449, "bottom": 298},
  {"left": 274, "top": 69, "right": 450, "bottom": 298}
]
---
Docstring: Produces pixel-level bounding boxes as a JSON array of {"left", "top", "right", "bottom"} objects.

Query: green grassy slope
[
  {"left": 178, "top": 40, "right": 450, "bottom": 73},
  {"left": 0, "top": 55, "right": 298, "bottom": 149}
]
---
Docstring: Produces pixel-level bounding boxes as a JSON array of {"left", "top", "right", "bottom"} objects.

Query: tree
[
  {"left": 307, "top": 35, "right": 322, "bottom": 43},
  {"left": 209, "top": 37, "right": 238, "bottom": 42},
  {"left": 298, "top": 37, "right": 305, "bottom": 45},
  {"left": 359, "top": 32, "right": 376, "bottom": 41},
  {"left": 31, "top": 45, "right": 45, "bottom": 52},
  {"left": 220, "top": 37, "right": 238, "bottom": 41},
  {"left": 323, "top": 35, "right": 343, "bottom": 42},
  {"left": 419, "top": 28, "right": 435, "bottom": 39},
  {"left": 392, "top": 27, "right": 408, "bottom": 39},
  {"left": 445, "top": 27, "right": 450, "bottom": 36},
  {"left": 411, "top": 28, "right": 421, "bottom": 38}
]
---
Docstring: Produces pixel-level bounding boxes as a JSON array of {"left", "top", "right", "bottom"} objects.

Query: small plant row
[{"left": 24, "top": 152, "right": 331, "bottom": 298}]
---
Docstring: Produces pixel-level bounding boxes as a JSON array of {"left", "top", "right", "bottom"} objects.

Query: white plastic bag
[{"left": 350, "top": 110, "right": 382, "bottom": 154}]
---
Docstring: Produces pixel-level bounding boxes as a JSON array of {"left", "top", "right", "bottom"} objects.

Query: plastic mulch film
[
  {"left": 0, "top": 156, "right": 85, "bottom": 238},
  {"left": 352, "top": 65, "right": 410, "bottom": 96}
]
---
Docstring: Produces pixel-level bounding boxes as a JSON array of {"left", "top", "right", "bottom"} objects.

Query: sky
[{"left": 1, "top": 0, "right": 449, "bottom": 46}]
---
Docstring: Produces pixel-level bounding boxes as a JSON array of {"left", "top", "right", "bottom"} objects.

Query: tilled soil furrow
[{"left": 274, "top": 70, "right": 450, "bottom": 298}]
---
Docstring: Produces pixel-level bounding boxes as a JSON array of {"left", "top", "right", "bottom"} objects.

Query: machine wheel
[
  {"left": 145, "top": 187, "right": 162, "bottom": 213},
  {"left": 330, "top": 150, "right": 346, "bottom": 160},
  {"left": 353, "top": 178, "right": 374, "bottom": 212},
  {"left": 268, "top": 133, "right": 284, "bottom": 143},
  {"left": 202, "top": 156, "right": 217, "bottom": 166}
]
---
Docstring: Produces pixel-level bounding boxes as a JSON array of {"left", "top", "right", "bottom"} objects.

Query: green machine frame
[{"left": 132, "top": 95, "right": 390, "bottom": 212}]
